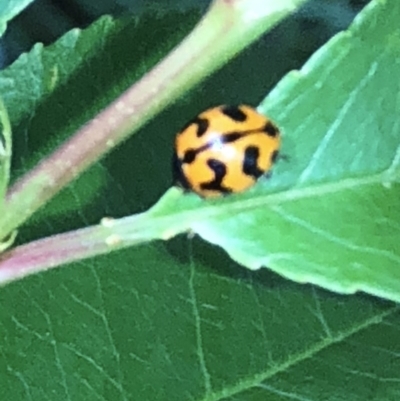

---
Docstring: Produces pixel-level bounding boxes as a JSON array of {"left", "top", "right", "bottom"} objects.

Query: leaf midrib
[
  {"left": 192, "top": 169, "right": 392, "bottom": 221},
  {"left": 126, "top": 168, "right": 397, "bottom": 242}
]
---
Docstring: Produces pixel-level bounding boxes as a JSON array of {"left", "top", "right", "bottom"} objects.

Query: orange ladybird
[{"left": 173, "top": 105, "right": 281, "bottom": 198}]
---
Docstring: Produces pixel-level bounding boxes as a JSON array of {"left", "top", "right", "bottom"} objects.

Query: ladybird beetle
[{"left": 172, "top": 105, "right": 281, "bottom": 198}]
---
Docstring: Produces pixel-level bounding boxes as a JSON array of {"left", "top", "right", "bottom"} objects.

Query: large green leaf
[
  {"left": 0, "top": 0, "right": 36, "bottom": 36},
  {"left": 197, "top": 0, "right": 400, "bottom": 300},
  {"left": 139, "top": 0, "right": 400, "bottom": 302},
  {"left": 1, "top": 1, "right": 400, "bottom": 400}
]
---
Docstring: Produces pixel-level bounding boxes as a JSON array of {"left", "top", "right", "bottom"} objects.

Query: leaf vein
[{"left": 272, "top": 206, "right": 400, "bottom": 264}]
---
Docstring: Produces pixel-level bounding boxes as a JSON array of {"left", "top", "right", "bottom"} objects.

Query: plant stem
[{"left": 0, "top": 191, "right": 191, "bottom": 285}]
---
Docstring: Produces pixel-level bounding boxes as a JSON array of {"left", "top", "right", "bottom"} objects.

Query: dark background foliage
[{"left": 2, "top": 0, "right": 369, "bottom": 68}]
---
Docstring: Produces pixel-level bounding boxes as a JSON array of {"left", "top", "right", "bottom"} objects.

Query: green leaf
[
  {"left": 173, "top": 0, "right": 400, "bottom": 302},
  {"left": 0, "top": 0, "right": 37, "bottom": 36},
  {"left": 1, "top": 243, "right": 399, "bottom": 400}
]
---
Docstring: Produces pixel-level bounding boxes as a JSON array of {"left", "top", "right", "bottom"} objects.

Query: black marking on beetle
[
  {"left": 264, "top": 121, "right": 279, "bottom": 137},
  {"left": 180, "top": 117, "right": 209, "bottom": 137},
  {"left": 221, "top": 105, "right": 247, "bottom": 122},
  {"left": 220, "top": 131, "right": 244, "bottom": 143},
  {"left": 200, "top": 159, "right": 232, "bottom": 194},
  {"left": 180, "top": 127, "right": 269, "bottom": 165},
  {"left": 242, "top": 146, "right": 264, "bottom": 178},
  {"left": 194, "top": 117, "right": 209, "bottom": 137},
  {"left": 180, "top": 132, "right": 245, "bottom": 164},
  {"left": 182, "top": 149, "right": 197, "bottom": 164},
  {"left": 172, "top": 152, "right": 191, "bottom": 190}
]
